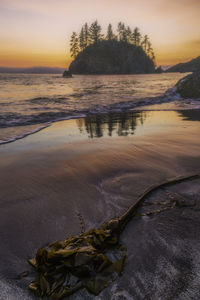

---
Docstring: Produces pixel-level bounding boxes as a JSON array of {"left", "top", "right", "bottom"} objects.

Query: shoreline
[
  {"left": 1, "top": 105, "right": 200, "bottom": 146},
  {"left": 0, "top": 71, "right": 199, "bottom": 146},
  {"left": 0, "top": 109, "right": 200, "bottom": 299}
]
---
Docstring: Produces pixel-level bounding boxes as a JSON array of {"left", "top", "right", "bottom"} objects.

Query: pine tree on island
[{"left": 68, "top": 21, "right": 156, "bottom": 74}]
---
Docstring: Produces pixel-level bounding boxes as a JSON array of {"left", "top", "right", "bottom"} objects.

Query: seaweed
[{"left": 28, "top": 174, "right": 199, "bottom": 299}]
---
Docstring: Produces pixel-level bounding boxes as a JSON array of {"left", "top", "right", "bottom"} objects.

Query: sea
[
  {"left": 0, "top": 72, "right": 200, "bottom": 144},
  {"left": 1, "top": 72, "right": 200, "bottom": 300}
]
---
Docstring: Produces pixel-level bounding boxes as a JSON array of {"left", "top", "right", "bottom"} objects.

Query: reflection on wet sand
[
  {"left": 0, "top": 109, "right": 200, "bottom": 299},
  {"left": 76, "top": 109, "right": 200, "bottom": 140},
  {"left": 76, "top": 112, "right": 147, "bottom": 138},
  {"left": 179, "top": 109, "right": 200, "bottom": 122}
]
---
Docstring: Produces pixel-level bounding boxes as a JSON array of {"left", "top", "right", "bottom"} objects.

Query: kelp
[
  {"left": 29, "top": 227, "right": 125, "bottom": 298},
  {"left": 28, "top": 174, "right": 199, "bottom": 299}
]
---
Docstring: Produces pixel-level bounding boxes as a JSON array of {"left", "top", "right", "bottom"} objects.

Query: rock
[
  {"left": 63, "top": 70, "right": 72, "bottom": 78},
  {"left": 176, "top": 71, "right": 200, "bottom": 99},
  {"left": 155, "top": 66, "right": 163, "bottom": 73},
  {"left": 69, "top": 40, "right": 155, "bottom": 74}
]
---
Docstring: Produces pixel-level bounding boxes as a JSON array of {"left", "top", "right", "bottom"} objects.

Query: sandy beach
[
  {"left": 0, "top": 110, "right": 200, "bottom": 299},
  {"left": 1, "top": 0, "right": 200, "bottom": 298}
]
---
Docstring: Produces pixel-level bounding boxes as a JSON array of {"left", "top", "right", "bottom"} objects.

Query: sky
[{"left": 0, "top": 0, "right": 200, "bottom": 68}]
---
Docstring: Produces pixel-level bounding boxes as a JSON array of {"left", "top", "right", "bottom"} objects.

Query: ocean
[
  {"left": 1, "top": 72, "right": 199, "bottom": 144},
  {"left": 1, "top": 72, "right": 200, "bottom": 299}
]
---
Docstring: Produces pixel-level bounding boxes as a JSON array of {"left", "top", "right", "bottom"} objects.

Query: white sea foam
[
  {"left": 0, "top": 114, "right": 86, "bottom": 145},
  {"left": 0, "top": 72, "right": 199, "bottom": 144},
  {"left": 0, "top": 124, "right": 51, "bottom": 145}
]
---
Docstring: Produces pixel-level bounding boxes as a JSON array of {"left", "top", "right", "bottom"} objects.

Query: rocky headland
[
  {"left": 166, "top": 56, "right": 200, "bottom": 73},
  {"left": 69, "top": 40, "right": 155, "bottom": 75}
]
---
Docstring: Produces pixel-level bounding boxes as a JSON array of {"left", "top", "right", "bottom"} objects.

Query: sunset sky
[{"left": 0, "top": 0, "right": 200, "bottom": 68}]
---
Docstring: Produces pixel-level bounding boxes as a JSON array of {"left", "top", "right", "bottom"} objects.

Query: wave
[
  {"left": 0, "top": 124, "right": 51, "bottom": 145},
  {"left": 1, "top": 93, "right": 200, "bottom": 129},
  {"left": 0, "top": 114, "right": 86, "bottom": 145},
  {"left": 27, "top": 85, "right": 104, "bottom": 104},
  {"left": 88, "top": 89, "right": 200, "bottom": 113},
  {"left": 0, "top": 89, "right": 200, "bottom": 145},
  {"left": 0, "top": 111, "right": 76, "bottom": 128},
  {"left": 29, "top": 96, "right": 70, "bottom": 105}
]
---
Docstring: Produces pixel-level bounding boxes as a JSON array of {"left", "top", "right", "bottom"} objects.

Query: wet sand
[{"left": 0, "top": 110, "right": 200, "bottom": 299}]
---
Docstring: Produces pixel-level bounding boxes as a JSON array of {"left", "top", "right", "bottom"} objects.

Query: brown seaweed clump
[
  {"left": 28, "top": 221, "right": 126, "bottom": 299},
  {"left": 28, "top": 174, "right": 199, "bottom": 299}
]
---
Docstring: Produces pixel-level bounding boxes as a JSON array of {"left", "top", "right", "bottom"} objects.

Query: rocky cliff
[{"left": 69, "top": 40, "right": 155, "bottom": 74}]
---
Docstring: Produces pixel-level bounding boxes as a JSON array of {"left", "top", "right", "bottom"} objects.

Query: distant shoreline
[{"left": 0, "top": 67, "right": 65, "bottom": 74}]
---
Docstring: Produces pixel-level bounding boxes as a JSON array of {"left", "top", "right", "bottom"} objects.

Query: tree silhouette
[
  {"left": 117, "top": 22, "right": 125, "bottom": 41},
  {"left": 78, "top": 112, "right": 144, "bottom": 138},
  {"left": 89, "top": 20, "right": 103, "bottom": 44},
  {"left": 151, "top": 50, "right": 155, "bottom": 62},
  {"left": 79, "top": 27, "right": 85, "bottom": 51},
  {"left": 117, "top": 22, "right": 129, "bottom": 43},
  {"left": 132, "top": 27, "right": 141, "bottom": 46},
  {"left": 141, "top": 34, "right": 149, "bottom": 53},
  {"left": 69, "top": 21, "right": 156, "bottom": 65},
  {"left": 147, "top": 41, "right": 153, "bottom": 57},
  {"left": 70, "top": 32, "right": 79, "bottom": 58},
  {"left": 126, "top": 26, "right": 132, "bottom": 43},
  {"left": 83, "top": 23, "right": 89, "bottom": 47},
  {"left": 106, "top": 24, "right": 115, "bottom": 40},
  {"left": 122, "top": 30, "right": 128, "bottom": 42}
]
